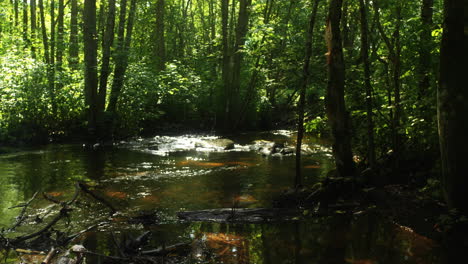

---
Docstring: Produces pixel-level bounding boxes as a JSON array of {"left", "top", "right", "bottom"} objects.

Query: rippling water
[{"left": 0, "top": 131, "right": 446, "bottom": 263}]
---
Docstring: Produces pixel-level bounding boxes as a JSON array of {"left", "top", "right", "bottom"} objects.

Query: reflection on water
[{"left": 0, "top": 132, "right": 446, "bottom": 263}]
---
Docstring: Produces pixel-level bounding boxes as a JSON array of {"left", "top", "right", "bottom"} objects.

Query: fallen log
[{"left": 177, "top": 208, "right": 303, "bottom": 223}]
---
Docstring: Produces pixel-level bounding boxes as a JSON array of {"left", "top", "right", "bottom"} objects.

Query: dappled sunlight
[{"left": 177, "top": 160, "right": 225, "bottom": 167}]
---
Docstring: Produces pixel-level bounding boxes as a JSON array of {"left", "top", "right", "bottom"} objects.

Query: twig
[
  {"left": 65, "top": 223, "right": 103, "bottom": 244},
  {"left": 78, "top": 182, "right": 117, "bottom": 214},
  {"left": 11, "top": 207, "right": 70, "bottom": 244},
  {"left": 67, "top": 182, "right": 81, "bottom": 205},
  {"left": 7, "top": 191, "right": 39, "bottom": 232},
  {"left": 41, "top": 247, "right": 56, "bottom": 264}
]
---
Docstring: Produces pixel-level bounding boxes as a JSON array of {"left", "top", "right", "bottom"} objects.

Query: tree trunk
[
  {"left": 418, "top": 0, "right": 433, "bottom": 99},
  {"left": 50, "top": 0, "right": 56, "bottom": 115},
  {"left": 68, "top": 0, "right": 79, "bottom": 67},
  {"left": 83, "top": 0, "right": 99, "bottom": 142},
  {"left": 30, "top": 0, "right": 37, "bottom": 58},
  {"left": 22, "top": 0, "right": 28, "bottom": 41},
  {"left": 106, "top": 0, "right": 137, "bottom": 136},
  {"left": 229, "top": 0, "right": 251, "bottom": 130},
  {"left": 325, "top": 0, "right": 355, "bottom": 178},
  {"left": 219, "top": 0, "right": 230, "bottom": 129},
  {"left": 106, "top": 0, "right": 127, "bottom": 114},
  {"left": 39, "top": 0, "right": 57, "bottom": 117},
  {"left": 358, "top": 0, "right": 375, "bottom": 168},
  {"left": 154, "top": 0, "right": 166, "bottom": 72},
  {"left": 56, "top": 0, "right": 64, "bottom": 69},
  {"left": 295, "top": 0, "right": 320, "bottom": 188},
  {"left": 98, "top": 0, "right": 116, "bottom": 111},
  {"left": 438, "top": 0, "right": 467, "bottom": 215},
  {"left": 38, "top": 0, "right": 49, "bottom": 64},
  {"left": 14, "top": 0, "right": 19, "bottom": 27}
]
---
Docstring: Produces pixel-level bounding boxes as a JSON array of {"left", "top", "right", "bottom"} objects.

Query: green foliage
[
  {"left": 0, "top": 53, "right": 84, "bottom": 143},
  {"left": 420, "top": 178, "right": 443, "bottom": 200},
  {"left": 304, "top": 116, "right": 329, "bottom": 137},
  {"left": 116, "top": 61, "right": 205, "bottom": 135}
]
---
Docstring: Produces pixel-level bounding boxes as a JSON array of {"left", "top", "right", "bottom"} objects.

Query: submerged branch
[
  {"left": 7, "top": 191, "right": 39, "bottom": 232},
  {"left": 78, "top": 182, "right": 117, "bottom": 214}
]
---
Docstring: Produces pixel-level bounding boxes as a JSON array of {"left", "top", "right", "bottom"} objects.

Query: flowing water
[{"left": 0, "top": 131, "right": 447, "bottom": 263}]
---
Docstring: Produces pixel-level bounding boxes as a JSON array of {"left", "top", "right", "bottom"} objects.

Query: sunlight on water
[{"left": 0, "top": 131, "right": 446, "bottom": 263}]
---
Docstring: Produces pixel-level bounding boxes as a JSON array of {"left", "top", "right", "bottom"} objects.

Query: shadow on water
[{"left": 0, "top": 131, "right": 447, "bottom": 263}]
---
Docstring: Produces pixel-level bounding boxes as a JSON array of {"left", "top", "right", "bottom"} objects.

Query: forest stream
[{"left": 0, "top": 131, "right": 447, "bottom": 264}]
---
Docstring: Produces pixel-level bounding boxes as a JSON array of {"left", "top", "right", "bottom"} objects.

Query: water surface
[{"left": 0, "top": 131, "right": 446, "bottom": 263}]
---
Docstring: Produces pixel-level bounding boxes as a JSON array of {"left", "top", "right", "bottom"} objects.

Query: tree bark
[
  {"left": 154, "top": 0, "right": 166, "bottom": 72},
  {"left": 83, "top": 0, "right": 99, "bottom": 141},
  {"left": 219, "top": 0, "right": 231, "bottom": 129},
  {"left": 68, "top": 0, "right": 79, "bottom": 67},
  {"left": 14, "top": 0, "right": 19, "bottom": 27},
  {"left": 22, "top": 0, "right": 28, "bottom": 41},
  {"left": 56, "top": 0, "right": 64, "bottom": 69},
  {"left": 229, "top": 0, "right": 251, "bottom": 130},
  {"left": 98, "top": 0, "right": 116, "bottom": 112},
  {"left": 325, "top": 0, "right": 355, "bottom": 178},
  {"left": 50, "top": 0, "right": 56, "bottom": 115},
  {"left": 30, "top": 0, "right": 37, "bottom": 58},
  {"left": 358, "top": 0, "right": 375, "bottom": 168},
  {"left": 106, "top": 0, "right": 127, "bottom": 114},
  {"left": 38, "top": 0, "right": 49, "bottom": 64},
  {"left": 295, "top": 0, "right": 320, "bottom": 188},
  {"left": 106, "top": 0, "right": 137, "bottom": 137},
  {"left": 438, "top": 0, "right": 467, "bottom": 215}
]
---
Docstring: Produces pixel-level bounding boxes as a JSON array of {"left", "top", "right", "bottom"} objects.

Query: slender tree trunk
[
  {"left": 341, "top": 0, "right": 350, "bottom": 49},
  {"left": 106, "top": 0, "right": 127, "bottom": 114},
  {"left": 30, "top": 0, "right": 37, "bottom": 58},
  {"left": 418, "top": 0, "right": 433, "bottom": 99},
  {"left": 106, "top": 0, "right": 137, "bottom": 137},
  {"left": 68, "top": 0, "right": 79, "bottom": 67},
  {"left": 97, "top": 2, "right": 105, "bottom": 43},
  {"left": 22, "top": 0, "right": 28, "bottom": 42},
  {"left": 50, "top": 0, "right": 56, "bottom": 116},
  {"left": 295, "top": 0, "right": 320, "bottom": 188},
  {"left": 56, "top": 0, "right": 64, "bottom": 90},
  {"left": 83, "top": 0, "right": 99, "bottom": 141},
  {"left": 155, "top": 0, "right": 166, "bottom": 72},
  {"left": 359, "top": 0, "right": 375, "bottom": 168},
  {"left": 14, "top": 0, "right": 19, "bottom": 27},
  {"left": 229, "top": 0, "right": 251, "bottom": 130},
  {"left": 220, "top": 0, "right": 230, "bottom": 129},
  {"left": 39, "top": 0, "right": 56, "bottom": 114},
  {"left": 38, "top": 0, "right": 49, "bottom": 64},
  {"left": 325, "top": 0, "right": 355, "bottom": 178},
  {"left": 98, "top": 0, "right": 116, "bottom": 111},
  {"left": 438, "top": 0, "right": 467, "bottom": 215}
]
